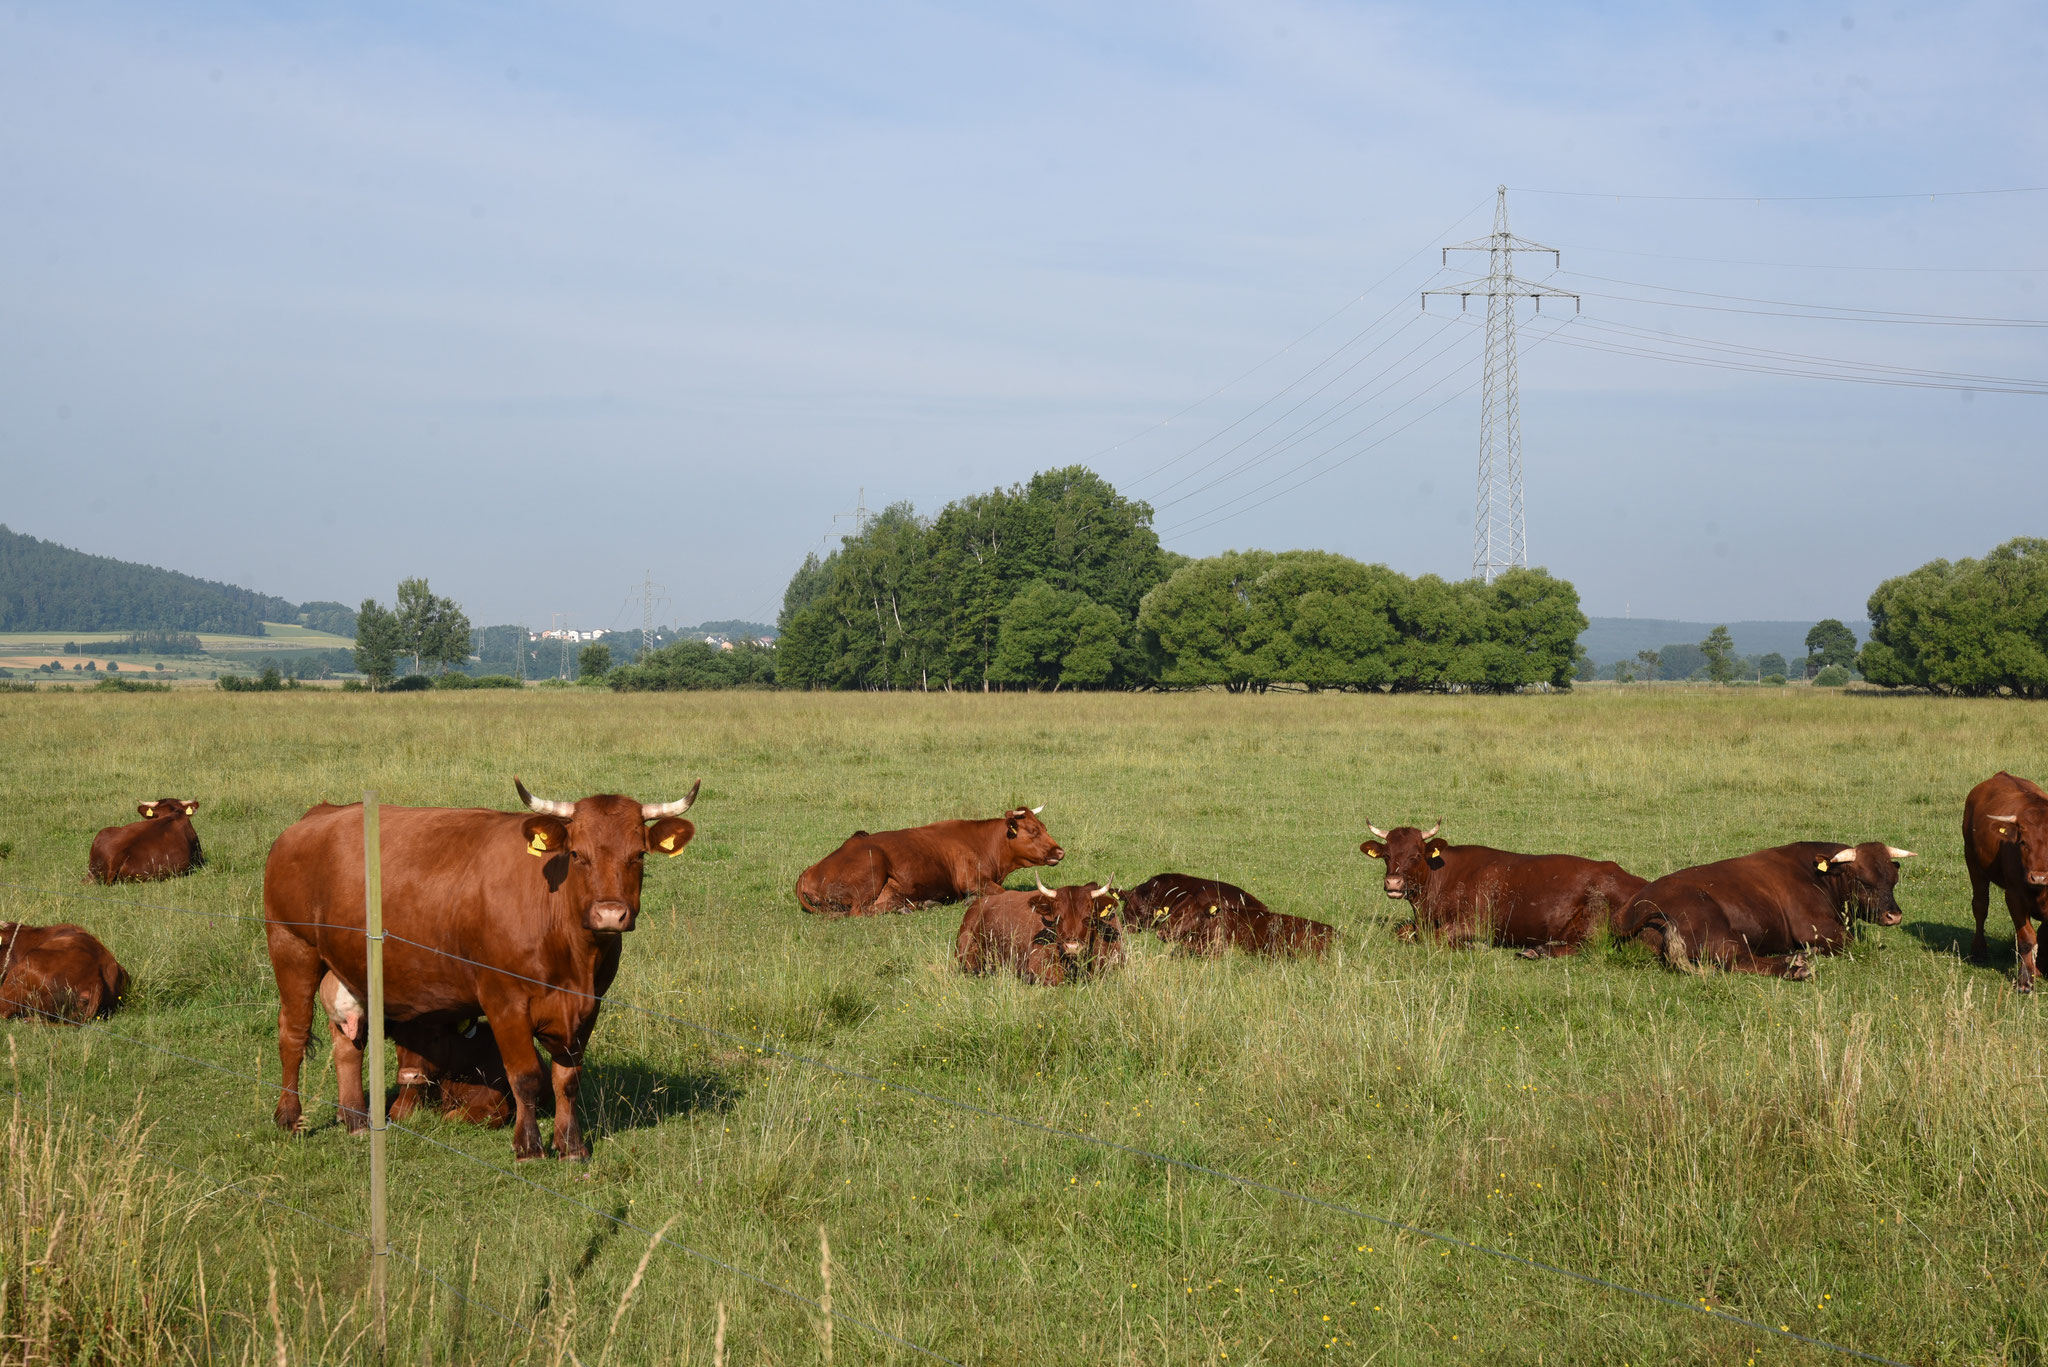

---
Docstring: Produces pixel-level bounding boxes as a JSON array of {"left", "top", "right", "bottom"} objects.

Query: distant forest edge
[{"left": 0, "top": 525, "right": 355, "bottom": 637}]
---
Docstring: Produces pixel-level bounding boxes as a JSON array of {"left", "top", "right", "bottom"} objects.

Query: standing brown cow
[
  {"left": 264, "top": 778, "right": 698, "bottom": 1160},
  {"left": 1360, "top": 824, "right": 1644, "bottom": 958},
  {"left": 955, "top": 877, "right": 1119, "bottom": 984},
  {"left": 318, "top": 973, "right": 511, "bottom": 1129},
  {"left": 1612, "top": 842, "right": 1912, "bottom": 979},
  {"left": 1964, "top": 772, "right": 2048, "bottom": 991},
  {"left": 0, "top": 923, "right": 129, "bottom": 1023},
  {"left": 796, "top": 807, "right": 1063, "bottom": 917},
  {"left": 1119, "top": 873, "right": 1334, "bottom": 958},
  {"left": 88, "top": 799, "right": 203, "bottom": 884}
]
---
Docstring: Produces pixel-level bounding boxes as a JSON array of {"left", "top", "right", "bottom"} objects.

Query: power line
[
  {"left": 1556, "top": 242, "right": 2048, "bottom": 275},
  {"left": 1559, "top": 271, "right": 2048, "bottom": 326},
  {"left": 1564, "top": 314, "right": 2048, "bottom": 392},
  {"left": 1508, "top": 183, "right": 2048, "bottom": 203},
  {"left": 1087, "top": 195, "right": 1496, "bottom": 469}
]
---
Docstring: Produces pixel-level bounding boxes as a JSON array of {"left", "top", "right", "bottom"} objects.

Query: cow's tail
[{"left": 1647, "top": 906, "right": 1706, "bottom": 976}]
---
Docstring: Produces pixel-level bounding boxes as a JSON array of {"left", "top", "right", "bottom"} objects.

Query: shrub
[
  {"left": 94, "top": 677, "right": 170, "bottom": 693},
  {"left": 435, "top": 672, "right": 520, "bottom": 689},
  {"left": 1763, "top": 673, "right": 1788, "bottom": 686},
  {"left": 1814, "top": 664, "right": 1851, "bottom": 687},
  {"left": 387, "top": 674, "right": 433, "bottom": 692}
]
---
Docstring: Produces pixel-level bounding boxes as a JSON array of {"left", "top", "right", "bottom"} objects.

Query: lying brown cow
[
  {"left": 796, "top": 807, "right": 1063, "bottom": 917},
  {"left": 1612, "top": 841, "right": 1913, "bottom": 979},
  {"left": 1360, "top": 824, "right": 1644, "bottom": 958},
  {"left": 318, "top": 973, "right": 511, "bottom": 1129},
  {"left": 1119, "top": 874, "right": 1334, "bottom": 958},
  {"left": 0, "top": 923, "right": 129, "bottom": 1023},
  {"left": 1964, "top": 772, "right": 2048, "bottom": 991},
  {"left": 955, "top": 877, "right": 1119, "bottom": 984},
  {"left": 88, "top": 799, "right": 203, "bottom": 884},
  {"left": 265, "top": 777, "right": 698, "bottom": 1160}
]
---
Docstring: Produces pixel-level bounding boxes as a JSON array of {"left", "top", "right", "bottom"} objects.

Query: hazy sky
[{"left": 4, "top": 1, "right": 2042, "bottom": 629}]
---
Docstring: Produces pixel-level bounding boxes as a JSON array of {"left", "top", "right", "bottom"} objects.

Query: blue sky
[{"left": 3, "top": 1, "right": 2042, "bottom": 629}]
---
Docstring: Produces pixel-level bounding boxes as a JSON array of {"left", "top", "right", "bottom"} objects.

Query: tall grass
[{"left": 0, "top": 687, "right": 2042, "bottom": 1363}]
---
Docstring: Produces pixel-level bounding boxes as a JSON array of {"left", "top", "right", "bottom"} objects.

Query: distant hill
[
  {"left": 1578, "top": 617, "right": 1859, "bottom": 668},
  {"left": 0, "top": 525, "right": 301, "bottom": 635},
  {"left": 684, "top": 620, "right": 777, "bottom": 641}
]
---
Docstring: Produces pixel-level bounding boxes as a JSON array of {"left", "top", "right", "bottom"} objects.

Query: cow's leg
[
  {"left": 544, "top": 1018, "right": 596, "bottom": 1160},
  {"left": 1726, "top": 946, "right": 1814, "bottom": 981},
  {"left": 331, "top": 1020, "right": 368, "bottom": 1134},
  {"left": 1517, "top": 942, "right": 1582, "bottom": 960},
  {"left": 1967, "top": 856, "right": 1993, "bottom": 962},
  {"left": 267, "top": 933, "right": 323, "bottom": 1134},
  {"left": 2011, "top": 899, "right": 2038, "bottom": 993},
  {"left": 480, "top": 1004, "right": 549, "bottom": 1160}
]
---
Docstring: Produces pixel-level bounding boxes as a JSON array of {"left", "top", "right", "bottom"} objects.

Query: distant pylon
[
  {"left": 1423, "top": 186, "right": 1577, "bottom": 583},
  {"left": 634, "top": 569, "right": 668, "bottom": 659}
]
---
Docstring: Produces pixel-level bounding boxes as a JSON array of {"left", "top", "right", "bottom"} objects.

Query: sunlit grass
[{"left": 0, "top": 687, "right": 2042, "bottom": 1364}]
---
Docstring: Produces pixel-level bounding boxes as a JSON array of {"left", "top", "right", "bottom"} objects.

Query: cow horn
[
  {"left": 1034, "top": 872, "right": 1053, "bottom": 895},
  {"left": 514, "top": 778, "right": 576, "bottom": 819},
  {"left": 642, "top": 779, "right": 701, "bottom": 821},
  {"left": 1421, "top": 823, "right": 1440, "bottom": 840},
  {"left": 1829, "top": 847, "right": 1858, "bottom": 863},
  {"left": 1988, "top": 813, "right": 2018, "bottom": 823},
  {"left": 1886, "top": 846, "right": 1916, "bottom": 859},
  {"left": 1368, "top": 824, "right": 1388, "bottom": 839},
  {"left": 1091, "top": 881, "right": 1115, "bottom": 902},
  {"left": 1031, "top": 805, "right": 1044, "bottom": 814}
]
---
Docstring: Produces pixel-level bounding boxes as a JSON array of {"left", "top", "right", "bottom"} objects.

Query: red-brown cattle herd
[{"left": 3, "top": 769, "right": 2044, "bottom": 1159}]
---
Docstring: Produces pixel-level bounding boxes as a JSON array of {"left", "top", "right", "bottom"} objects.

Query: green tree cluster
[
  {"left": 776, "top": 467, "right": 1178, "bottom": 690},
  {"left": 607, "top": 640, "right": 777, "bottom": 691},
  {"left": 1859, "top": 537, "right": 2048, "bottom": 698},
  {"left": 352, "top": 578, "right": 472, "bottom": 690},
  {"left": 1804, "top": 619, "right": 1859, "bottom": 677},
  {"left": 1137, "top": 553, "right": 1585, "bottom": 693}
]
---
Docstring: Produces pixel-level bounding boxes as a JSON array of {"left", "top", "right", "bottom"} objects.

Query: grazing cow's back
[
  {"left": 1121, "top": 874, "right": 1333, "bottom": 959},
  {"left": 0, "top": 923, "right": 129, "bottom": 1023},
  {"left": 88, "top": 800, "right": 203, "bottom": 884},
  {"left": 1359, "top": 825, "right": 1643, "bottom": 958},
  {"left": 1963, "top": 772, "right": 2048, "bottom": 990},
  {"left": 797, "top": 808, "right": 1063, "bottom": 917},
  {"left": 1612, "top": 841, "right": 1912, "bottom": 979},
  {"left": 955, "top": 880, "right": 1118, "bottom": 984},
  {"left": 265, "top": 778, "right": 697, "bottom": 1159}
]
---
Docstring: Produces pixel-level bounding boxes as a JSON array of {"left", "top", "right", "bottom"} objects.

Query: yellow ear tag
[
  {"left": 2001, "top": 826, "right": 2011, "bottom": 836},
  {"left": 1206, "top": 905, "right": 1218, "bottom": 916},
  {"left": 528, "top": 833, "right": 551, "bottom": 858},
  {"left": 142, "top": 807, "right": 156, "bottom": 817},
  {"left": 1815, "top": 858, "right": 1829, "bottom": 873},
  {"left": 660, "top": 835, "right": 678, "bottom": 853}
]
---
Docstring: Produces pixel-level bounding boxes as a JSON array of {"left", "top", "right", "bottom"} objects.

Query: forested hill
[{"left": 0, "top": 525, "right": 299, "bottom": 633}]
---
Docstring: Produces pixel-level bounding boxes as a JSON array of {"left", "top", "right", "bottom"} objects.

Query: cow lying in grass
[
  {"left": 1611, "top": 841, "right": 1912, "bottom": 979},
  {"left": 0, "top": 923, "right": 129, "bottom": 1023},
  {"left": 88, "top": 799, "right": 203, "bottom": 884},
  {"left": 796, "top": 807, "right": 1064, "bottom": 917},
  {"left": 1118, "top": 874, "right": 1334, "bottom": 958},
  {"left": 1360, "top": 823, "right": 1645, "bottom": 959},
  {"left": 319, "top": 973, "right": 512, "bottom": 1128},
  {"left": 955, "top": 877, "right": 1121, "bottom": 984}
]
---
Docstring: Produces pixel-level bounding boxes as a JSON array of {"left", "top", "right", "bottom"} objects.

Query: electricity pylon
[{"left": 1423, "top": 186, "right": 1577, "bottom": 583}]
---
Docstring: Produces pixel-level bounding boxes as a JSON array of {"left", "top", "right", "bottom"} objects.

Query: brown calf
[
  {"left": 955, "top": 878, "right": 1119, "bottom": 984},
  {"left": 1964, "top": 772, "right": 2048, "bottom": 990},
  {"left": 796, "top": 808, "right": 1063, "bottom": 917},
  {"left": 1118, "top": 874, "right": 1333, "bottom": 958},
  {"left": 0, "top": 923, "right": 129, "bottom": 1023},
  {"left": 1360, "top": 824, "right": 1644, "bottom": 958},
  {"left": 317, "top": 973, "right": 511, "bottom": 1130},
  {"left": 88, "top": 799, "right": 203, "bottom": 884}
]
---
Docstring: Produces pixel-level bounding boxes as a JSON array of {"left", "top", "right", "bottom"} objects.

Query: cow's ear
[
  {"left": 1426, "top": 843, "right": 1446, "bottom": 864},
  {"left": 137, "top": 803, "right": 158, "bottom": 819},
  {"left": 1360, "top": 840, "right": 1385, "bottom": 860},
  {"left": 180, "top": 801, "right": 200, "bottom": 816},
  {"left": 1814, "top": 857, "right": 1831, "bottom": 874},
  {"left": 1006, "top": 814, "right": 1021, "bottom": 837},
  {"left": 646, "top": 817, "right": 696, "bottom": 858},
  {"left": 521, "top": 815, "right": 570, "bottom": 859}
]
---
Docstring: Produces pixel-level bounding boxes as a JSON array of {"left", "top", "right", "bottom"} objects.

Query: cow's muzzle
[
  {"left": 1383, "top": 878, "right": 1407, "bottom": 900},
  {"left": 2030, "top": 872, "right": 2048, "bottom": 886},
  {"left": 1879, "top": 909, "right": 1902, "bottom": 926},
  {"left": 586, "top": 900, "right": 635, "bottom": 932},
  {"left": 1045, "top": 847, "right": 1064, "bottom": 865}
]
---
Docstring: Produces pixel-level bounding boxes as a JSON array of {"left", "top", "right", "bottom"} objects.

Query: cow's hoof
[
  {"left": 1516, "top": 947, "right": 1544, "bottom": 961},
  {"left": 1393, "top": 924, "right": 1417, "bottom": 943},
  {"left": 1786, "top": 959, "right": 1815, "bottom": 982},
  {"left": 2015, "top": 980, "right": 2034, "bottom": 995}
]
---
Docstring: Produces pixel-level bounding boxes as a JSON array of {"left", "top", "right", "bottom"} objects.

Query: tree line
[
  {"left": 1860, "top": 537, "right": 2048, "bottom": 698},
  {"left": 765, "top": 466, "right": 1586, "bottom": 693}
]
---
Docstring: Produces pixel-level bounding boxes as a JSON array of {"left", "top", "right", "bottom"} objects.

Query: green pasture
[{"left": 0, "top": 688, "right": 2043, "bottom": 1365}]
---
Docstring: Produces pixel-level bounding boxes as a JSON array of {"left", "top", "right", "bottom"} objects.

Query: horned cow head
[
  {"left": 1359, "top": 823, "right": 1443, "bottom": 901},
  {"left": 1985, "top": 805, "right": 2048, "bottom": 888},
  {"left": 137, "top": 799, "right": 199, "bottom": 820},
  {"left": 1813, "top": 842, "right": 1914, "bottom": 926},
  {"left": 515, "top": 777, "right": 700, "bottom": 933},
  {"left": 1003, "top": 805, "right": 1064, "bottom": 867}
]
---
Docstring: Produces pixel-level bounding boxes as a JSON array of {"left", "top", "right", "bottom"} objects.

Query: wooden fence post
[{"left": 364, "top": 792, "right": 388, "bottom": 1356}]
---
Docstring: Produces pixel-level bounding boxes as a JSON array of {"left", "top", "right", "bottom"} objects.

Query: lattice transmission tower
[{"left": 1423, "top": 186, "right": 1577, "bottom": 583}]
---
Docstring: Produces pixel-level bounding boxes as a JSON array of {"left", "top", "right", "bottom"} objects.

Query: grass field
[{"left": 0, "top": 688, "right": 2043, "bottom": 1365}]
